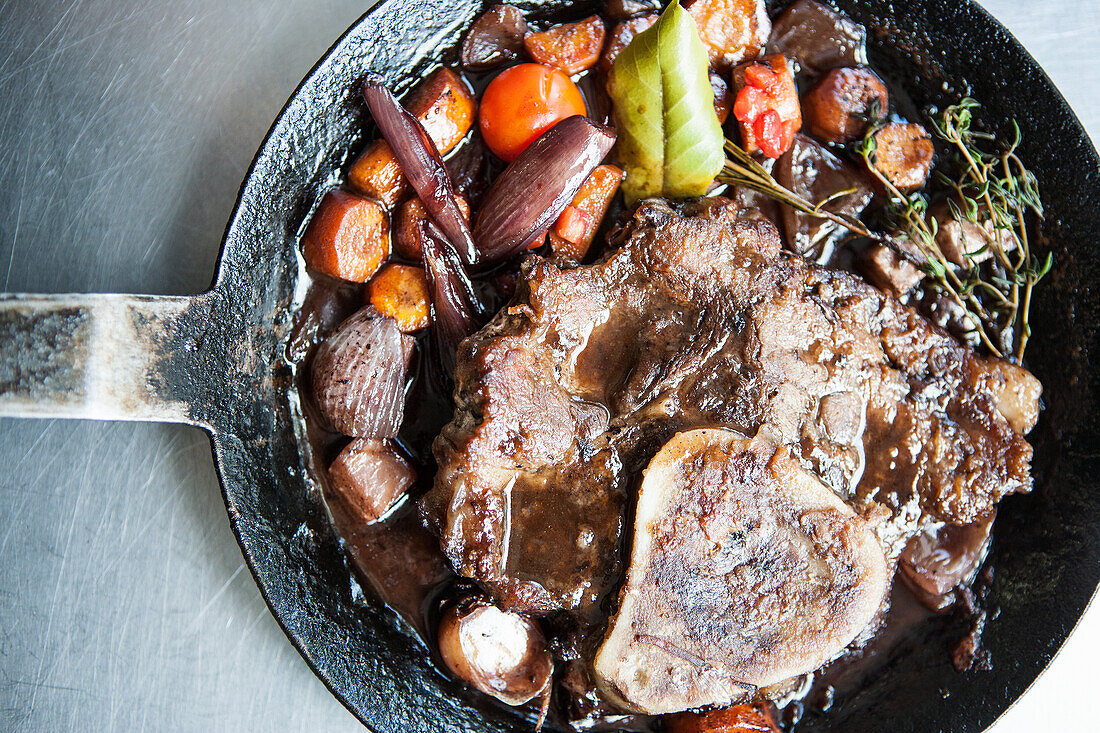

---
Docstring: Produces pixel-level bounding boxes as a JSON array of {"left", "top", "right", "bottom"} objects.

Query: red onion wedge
[
  {"left": 474, "top": 115, "right": 616, "bottom": 263},
  {"left": 362, "top": 75, "right": 479, "bottom": 265},
  {"left": 421, "top": 220, "right": 482, "bottom": 377},
  {"left": 328, "top": 438, "right": 416, "bottom": 525},
  {"left": 310, "top": 306, "right": 415, "bottom": 438}
]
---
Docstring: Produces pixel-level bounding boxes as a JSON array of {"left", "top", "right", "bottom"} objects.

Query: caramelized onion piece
[
  {"left": 473, "top": 115, "right": 616, "bottom": 263},
  {"left": 361, "top": 76, "right": 478, "bottom": 264},
  {"left": 437, "top": 600, "right": 553, "bottom": 706},
  {"left": 310, "top": 306, "right": 414, "bottom": 437},
  {"left": 421, "top": 220, "right": 482, "bottom": 377},
  {"left": 327, "top": 438, "right": 416, "bottom": 524}
]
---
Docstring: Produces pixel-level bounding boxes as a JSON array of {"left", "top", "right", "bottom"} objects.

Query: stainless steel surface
[{"left": 0, "top": 1, "right": 1095, "bottom": 730}]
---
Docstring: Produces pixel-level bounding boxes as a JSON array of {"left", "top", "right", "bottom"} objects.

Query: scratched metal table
[{"left": 0, "top": 1, "right": 1096, "bottom": 731}]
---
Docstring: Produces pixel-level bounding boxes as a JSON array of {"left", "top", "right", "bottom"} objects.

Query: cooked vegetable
[
  {"left": 856, "top": 99, "right": 1051, "bottom": 358},
  {"left": 600, "top": 14, "right": 657, "bottom": 73},
  {"left": 368, "top": 263, "right": 432, "bottom": 332},
  {"left": 286, "top": 273, "right": 364, "bottom": 363},
  {"left": 310, "top": 306, "right": 414, "bottom": 437},
  {"left": 524, "top": 16, "right": 606, "bottom": 75},
  {"left": 553, "top": 206, "right": 590, "bottom": 245},
  {"left": 461, "top": 4, "right": 527, "bottom": 70},
  {"left": 802, "top": 66, "right": 888, "bottom": 143},
  {"left": 445, "top": 133, "right": 492, "bottom": 204},
  {"left": 301, "top": 189, "right": 390, "bottom": 283},
  {"left": 437, "top": 600, "right": 553, "bottom": 706},
  {"left": 478, "top": 63, "right": 587, "bottom": 162},
  {"left": 665, "top": 703, "right": 781, "bottom": 733},
  {"left": 732, "top": 54, "right": 801, "bottom": 158},
  {"left": 362, "top": 76, "right": 479, "bottom": 264},
  {"left": 420, "top": 221, "right": 482, "bottom": 375},
  {"left": 349, "top": 68, "right": 476, "bottom": 208},
  {"left": 869, "top": 122, "right": 935, "bottom": 191},
  {"left": 474, "top": 116, "right": 616, "bottom": 262},
  {"left": 608, "top": 1, "right": 725, "bottom": 202},
  {"left": 766, "top": 0, "right": 867, "bottom": 77},
  {"left": 549, "top": 163, "right": 624, "bottom": 263},
  {"left": 328, "top": 438, "right": 416, "bottom": 524},
  {"left": 393, "top": 193, "right": 470, "bottom": 261},
  {"left": 712, "top": 72, "right": 733, "bottom": 125},
  {"left": 685, "top": 0, "right": 770, "bottom": 69}
]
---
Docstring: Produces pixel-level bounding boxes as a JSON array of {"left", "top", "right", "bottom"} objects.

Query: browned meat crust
[{"left": 422, "top": 197, "right": 1037, "bottom": 618}]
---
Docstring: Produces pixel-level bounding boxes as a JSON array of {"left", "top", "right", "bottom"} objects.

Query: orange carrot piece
[
  {"left": 302, "top": 189, "right": 390, "bottom": 283},
  {"left": 549, "top": 164, "right": 624, "bottom": 263},
  {"left": 554, "top": 205, "right": 592, "bottom": 244},
  {"left": 393, "top": 193, "right": 470, "bottom": 261},
  {"left": 367, "top": 263, "right": 431, "bottom": 332},
  {"left": 685, "top": 0, "right": 769, "bottom": 70},
  {"left": 665, "top": 703, "right": 781, "bottom": 733},
  {"left": 524, "top": 16, "right": 607, "bottom": 75},
  {"left": 348, "top": 68, "right": 476, "bottom": 208}
]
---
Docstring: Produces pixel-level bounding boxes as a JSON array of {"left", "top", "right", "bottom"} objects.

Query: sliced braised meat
[
  {"left": 328, "top": 438, "right": 416, "bottom": 524},
  {"left": 774, "top": 134, "right": 873, "bottom": 262},
  {"left": 593, "top": 429, "right": 888, "bottom": 714},
  {"left": 766, "top": 0, "right": 867, "bottom": 77},
  {"left": 423, "top": 197, "right": 1038, "bottom": 622},
  {"left": 336, "top": 509, "right": 454, "bottom": 636}
]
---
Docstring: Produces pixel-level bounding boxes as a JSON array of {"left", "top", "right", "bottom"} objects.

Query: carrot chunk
[
  {"left": 665, "top": 703, "right": 781, "bottom": 733},
  {"left": 524, "top": 16, "right": 607, "bottom": 75},
  {"left": 348, "top": 68, "right": 476, "bottom": 208},
  {"left": 393, "top": 193, "right": 470, "bottom": 261},
  {"left": 553, "top": 205, "right": 592, "bottom": 244},
  {"left": 302, "top": 189, "right": 390, "bottom": 283},
  {"left": 367, "top": 263, "right": 431, "bottom": 332},
  {"left": 548, "top": 164, "right": 624, "bottom": 263},
  {"left": 685, "top": 0, "right": 769, "bottom": 70}
]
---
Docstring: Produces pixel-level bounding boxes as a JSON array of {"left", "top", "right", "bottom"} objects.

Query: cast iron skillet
[{"left": 0, "top": 0, "right": 1097, "bottom": 730}]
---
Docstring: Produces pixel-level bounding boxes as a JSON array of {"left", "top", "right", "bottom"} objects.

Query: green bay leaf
[{"left": 608, "top": 2, "right": 724, "bottom": 203}]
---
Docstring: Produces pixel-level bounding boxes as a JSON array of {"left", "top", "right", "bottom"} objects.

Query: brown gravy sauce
[{"left": 285, "top": 5, "right": 1000, "bottom": 728}]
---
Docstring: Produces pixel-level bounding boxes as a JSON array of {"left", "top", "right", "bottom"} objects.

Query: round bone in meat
[{"left": 593, "top": 428, "right": 888, "bottom": 714}]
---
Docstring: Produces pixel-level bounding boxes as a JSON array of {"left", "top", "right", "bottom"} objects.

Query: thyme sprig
[
  {"left": 718, "top": 99, "right": 1051, "bottom": 360},
  {"left": 720, "top": 140, "right": 893, "bottom": 247}
]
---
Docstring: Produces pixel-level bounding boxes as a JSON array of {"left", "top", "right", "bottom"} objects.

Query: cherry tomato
[{"left": 478, "top": 63, "right": 586, "bottom": 162}]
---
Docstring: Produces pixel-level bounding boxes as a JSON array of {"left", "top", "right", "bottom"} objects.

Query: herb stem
[{"left": 718, "top": 98, "right": 1050, "bottom": 361}]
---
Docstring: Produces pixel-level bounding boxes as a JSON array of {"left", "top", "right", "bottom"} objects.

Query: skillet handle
[{"left": 0, "top": 292, "right": 216, "bottom": 427}]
